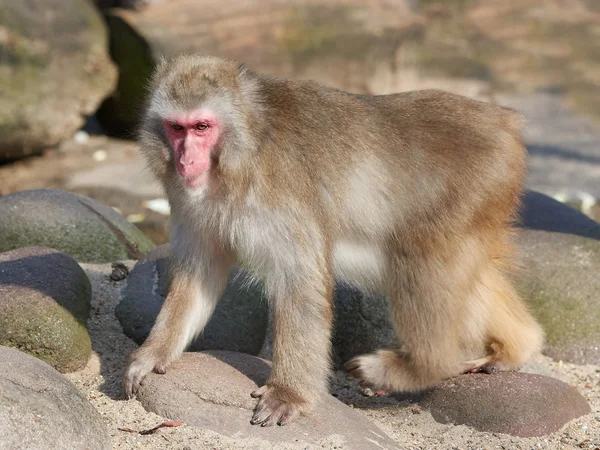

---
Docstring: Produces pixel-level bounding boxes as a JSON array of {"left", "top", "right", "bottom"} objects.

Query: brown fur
[{"left": 123, "top": 54, "right": 544, "bottom": 426}]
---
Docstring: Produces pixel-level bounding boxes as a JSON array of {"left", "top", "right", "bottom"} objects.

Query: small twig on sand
[{"left": 118, "top": 420, "right": 183, "bottom": 435}]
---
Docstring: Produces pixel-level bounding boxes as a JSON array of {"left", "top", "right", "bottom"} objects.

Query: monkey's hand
[
  {"left": 122, "top": 348, "right": 168, "bottom": 399},
  {"left": 250, "top": 384, "right": 309, "bottom": 426}
]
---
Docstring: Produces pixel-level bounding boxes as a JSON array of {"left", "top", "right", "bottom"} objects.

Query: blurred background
[{"left": 1, "top": 0, "right": 599, "bottom": 245}]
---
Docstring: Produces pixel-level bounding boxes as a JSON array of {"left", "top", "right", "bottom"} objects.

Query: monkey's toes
[
  {"left": 344, "top": 357, "right": 373, "bottom": 387},
  {"left": 250, "top": 385, "right": 306, "bottom": 426}
]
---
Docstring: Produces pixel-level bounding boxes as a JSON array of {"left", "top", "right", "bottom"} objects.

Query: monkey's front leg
[
  {"left": 123, "top": 257, "right": 230, "bottom": 398},
  {"left": 251, "top": 275, "right": 333, "bottom": 426}
]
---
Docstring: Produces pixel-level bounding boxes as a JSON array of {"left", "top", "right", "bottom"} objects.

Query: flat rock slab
[
  {"left": 0, "top": 247, "right": 92, "bottom": 372},
  {"left": 0, "top": 189, "right": 155, "bottom": 263},
  {"left": 117, "top": 245, "right": 268, "bottom": 355},
  {"left": 419, "top": 372, "right": 591, "bottom": 437},
  {"left": 137, "top": 351, "right": 398, "bottom": 449},
  {"left": 0, "top": 345, "right": 110, "bottom": 450}
]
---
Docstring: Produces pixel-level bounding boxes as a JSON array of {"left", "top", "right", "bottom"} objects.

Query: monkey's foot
[
  {"left": 344, "top": 350, "right": 407, "bottom": 389},
  {"left": 250, "top": 384, "right": 308, "bottom": 427},
  {"left": 462, "top": 356, "right": 514, "bottom": 374},
  {"left": 122, "top": 351, "right": 169, "bottom": 399}
]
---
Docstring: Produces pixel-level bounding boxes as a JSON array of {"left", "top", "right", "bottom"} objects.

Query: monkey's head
[{"left": 139, "top": 54, "right": 263, "bottom": 189}]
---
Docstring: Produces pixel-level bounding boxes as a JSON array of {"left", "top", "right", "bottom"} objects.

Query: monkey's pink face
[{"left": 163, "top": 110, "right": 220, "bottom": 188}]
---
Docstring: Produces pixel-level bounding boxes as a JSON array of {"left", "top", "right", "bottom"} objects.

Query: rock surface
[
  {"left": 500, "top": 93, "right": 600, "bottom": 201},
  {"left": 332, "top": 284, "right": 395, "bottom": 368},
  {"left": 516, "top": 191, "right": 600, "bottom": 364},
  {"left": 419, "top": 372, "right": 591, "bottom": 437},
  {"left": 137, "top": 350, "right": 398, "bottom": 449},
  {"left": 117, "top": 245, "right": 268, "bottom": 355},
  {"left": 0, "top": 0, "right": 117, "bottom": 160},
  {"left": 0, "top": 247, "right": 92, "bottom": 372},
  {"left": 98, "top": 0, "right": 421, "bottom": 133},
  {"left": 0, "top": 345, "right": 110, "bottom": 450},
  {"left": 0, "top": 189, "right": 155, "bottom": 263}
]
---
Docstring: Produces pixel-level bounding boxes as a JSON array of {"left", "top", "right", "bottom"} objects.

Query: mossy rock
[
  {"left": 515, "top": 191, "right": 600, "bottom": 364},
  {"left": 0, "top": 247, "right": 92, "bottom": 372},
  {"left": 0, "top": 0, "right": 117, "bottom": 160},
  {"left": 0, "top": 189, "right": 155, "bottom": 263}
]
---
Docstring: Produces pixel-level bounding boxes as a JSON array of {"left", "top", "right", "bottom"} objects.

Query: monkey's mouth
[{"left": 183, "top": 174, "right": 206, "bottom": 189}]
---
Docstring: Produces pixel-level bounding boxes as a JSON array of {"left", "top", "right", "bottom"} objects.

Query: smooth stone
[
  {"left": 419, "top": 372, "right": 591, "bottom": 437},
  {"left": 516, "top": 191, "right": 600, "bottom": 364},
  {"left": 0, "top": 0, "right": 116, "bottom": 160},
  {"left": 0, "top": 189, "right": 155, "bottom": 263},
  {"left": 117, "top": 245, "right": 269, "bottom": 355},
  {"left": 0, "top": 247, "right": 92, "bottom": 372},
  {"left": 136, "top": 350, "right": 398, "bottom": 449},
  {"left": 0, "top": 345, "right": 110, "bottom": 450}
]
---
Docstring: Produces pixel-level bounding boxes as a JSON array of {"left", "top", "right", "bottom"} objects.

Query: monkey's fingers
[
  {"left": 122, "top": 372, "right": 142, "bottom": 399},
  {"left": 123, "top": 356, "right": 163, "bottom": 399},
  {"left": 250, "top": 385, "right": 267, "bottom": 398}
]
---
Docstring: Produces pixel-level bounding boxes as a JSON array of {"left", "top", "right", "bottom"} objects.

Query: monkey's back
[{"left": 259, "top": 78, "right": 526, "bottom": 245}]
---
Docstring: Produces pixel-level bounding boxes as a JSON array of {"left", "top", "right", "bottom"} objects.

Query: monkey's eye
[
  {"left": 170, "top": 123, "right": 184, "bottom": 131},
  {"left": 195, "top": 123, "right": 209, "bottom": 131}
]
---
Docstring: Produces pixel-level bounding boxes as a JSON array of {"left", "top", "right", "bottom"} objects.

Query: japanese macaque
[{"left": 123, "top": 54, "right": 544, "bottom": 426}]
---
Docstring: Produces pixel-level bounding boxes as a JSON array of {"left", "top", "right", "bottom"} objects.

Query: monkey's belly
[{"left": 332, "top": 240, "right": 388, "bottom": 291}]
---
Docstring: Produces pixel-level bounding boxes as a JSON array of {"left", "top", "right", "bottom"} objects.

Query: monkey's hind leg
[
  {"left": 345, "top": 251, "right": 472, "bottom": 392},
  {"left": 465, "top": 265, "right": 544, "bottom": 374}
]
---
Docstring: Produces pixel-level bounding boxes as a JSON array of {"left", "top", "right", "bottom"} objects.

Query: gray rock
[
  {"left": 0, "top": 189, "right": 155, "bottom": 263},
  {"left": 0, "top": 247, "right": 92, "bottom": 372},
  {"left": 419, "top": 372, "right": 591, "bottom": 437},
  {"left": 519, "top": 190, "right": 600, "bottom": 240},
  {"left": 0, "top": 345, "right": 110, "bottom": 450},
  {"left": 515, "top": 191, "right": 600, "bottom": 364},
  {"left": 137, "top": 351, "right": 398, "bottom": 449},
  {"left": 0, "top": 0, "right": 116, "bottom": 160},
  {"left": 117, "top": 245, "right": 268, "bottom": 355},
  {"left": 332, "top": 284, "right": 395, "bottom": 369}
]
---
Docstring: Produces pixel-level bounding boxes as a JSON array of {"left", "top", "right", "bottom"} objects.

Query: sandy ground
[{"left": 67, "top": 262, "right": 600, "bottom": 450}]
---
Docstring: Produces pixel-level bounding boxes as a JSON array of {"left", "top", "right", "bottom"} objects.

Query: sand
[{"left": 65, "top": 262, "right": 600, "bottom": 449}]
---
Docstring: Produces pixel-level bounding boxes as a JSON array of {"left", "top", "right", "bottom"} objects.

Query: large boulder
[
  {"left": 0, "top": 189, "right": 155, "bottom": 263},
  {"left": 419, "top": 372, "right": 591, "bottom": 437},
  {"left": 0, "top": 345, "right": 110, "bottom": 450},
  {"left": 117, "top": 245, "right": 269, "bottom": 355},
  {"left": 97, "top": 0, "right": 421, "bottom": 134},
  {"left": 136, "top": 350, "right": 398, "bottom": 449},
  {"left": 0, "top": 247, "right": 92, "bottom": 372},
  {"left": 0, "top": 0, "right": 117, "bottom": 160},
  {"left": 515, "top": 191, "right": 600, "bottom": 364}
]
